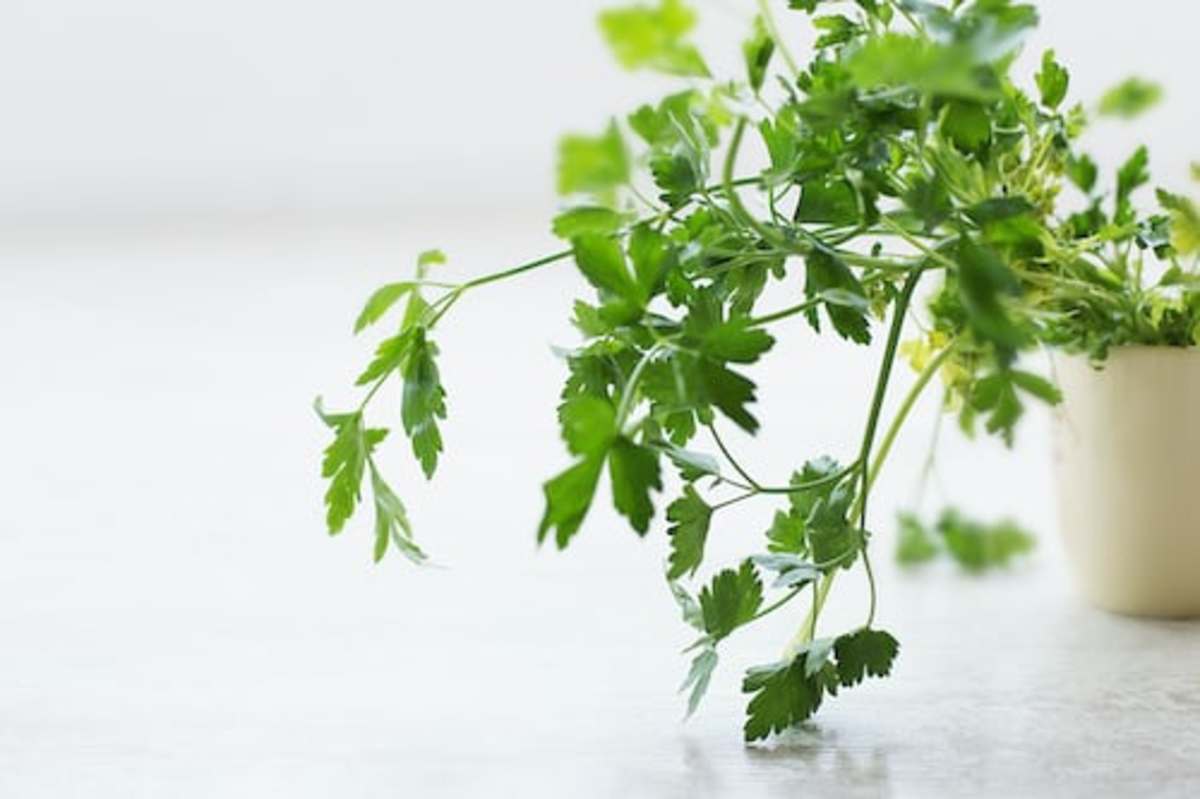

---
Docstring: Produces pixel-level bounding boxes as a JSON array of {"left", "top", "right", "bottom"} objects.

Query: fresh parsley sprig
[{"left": 318, "top": 0, "right": 1192, "bottom": 741}]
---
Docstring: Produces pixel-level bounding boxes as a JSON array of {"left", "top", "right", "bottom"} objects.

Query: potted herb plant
[{"left": 316, "top": 0, "right": 1199, "bottom": 741}]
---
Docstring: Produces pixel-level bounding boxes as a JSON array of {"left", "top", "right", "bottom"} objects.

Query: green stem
[
  {"left": 853, "top": 269, "right": 924, "bottom": 629},
  {"left": 784, "top": 268, "right": 925, "bottom": 654},
  {"left": 461, "top": 249, "right": 574, "bottom": 291},
  {"left": 866, "top": 340, "right": 958, "bottom": 496},
  {"left": 749, "top": 587, "right": 804, "bottom": 624}
]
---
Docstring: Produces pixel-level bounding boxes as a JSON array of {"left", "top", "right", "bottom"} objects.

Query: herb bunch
[{"left": 317, "top": 0, "right": 1194, "bottom": 741}]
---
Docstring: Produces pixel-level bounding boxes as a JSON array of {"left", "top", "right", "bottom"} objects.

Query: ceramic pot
[{"left": 1053, "top": 347, "right": 1200, "bottom": 618}]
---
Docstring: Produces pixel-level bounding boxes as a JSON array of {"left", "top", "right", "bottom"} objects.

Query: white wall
[{"left": 1, "top": 0, "right": 1196, "bottom": 224}]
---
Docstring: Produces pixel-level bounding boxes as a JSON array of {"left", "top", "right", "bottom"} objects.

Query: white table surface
[{"left": 3, "top": 216, "right": 1198, "bottom": 798}]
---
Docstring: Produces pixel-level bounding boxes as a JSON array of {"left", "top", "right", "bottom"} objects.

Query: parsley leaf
[
  {"left": 557, "top": 121, "right": 630, "bottom": 200},
  {"left": 743, "top": 16, "right": 775, "bottom": 93},
  {"left": 742, "top": 653, "right": 833, "bottom": 742},
  {"left": 537, "top": 455, "right": 607, "bottom": 549},
  {"left": 896, "top": 512, "right": 939, "bottom": 565},
  {"left": 552, "top": 207, "right": 629, "bottom": 240},
  {"left": 805, "top": 250, "right": 871, "bottom": 345},
  {"left": 680, "top": 646, "right": 719, "bottom": 718},
  {"left": 400, "top": 329, "right": 448, "bottom": 479},
  {"left": 599, "top": 0, "right": 711, "bottom": 78},
  {"left": 937, "top": 508, "right": 1036, "bottom": 572},
  {"left": 833, "top": 629, "right": 900, "bottom": 687},
  {"left": 315, "top": 401, "right": 387, "bottom": 535},
  {"left": 1099, "top": 77, "right": 1163, "bottom": 119},
  {"left": 370, "top": 468, "right": 425, "bottom": 564},
  {"left": 699, "top": 560, "right": 764, "bottom": 641},
  {"left": 666, "top": 486, "right": 713, "bottom": 579},
  {"left": 1035, "top": 50, "right": 1069, "bottom": 110},
  {"left": 609, "top": 437, "right": 663, "bottom": 534}
]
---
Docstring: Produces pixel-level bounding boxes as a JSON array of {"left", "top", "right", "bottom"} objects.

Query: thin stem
[
  {"left": 853, "top": 269, "right": 924, "bottom": 629},
  {"left": 866, "top": 340, "right": 958, "bottom": 497},
  {"left": 708, "top": 424, "right": 762, "bottom": 490},
  {"left": 747, "top": 298, "right": 822, "bottom": 328},
  {"left": 723, "top": 119, "right": 797, "bottom": 253},
  {"left": 616, "top": 345, "right": 665, "bottom": 430},
  {"left": 461, "top": 249, "right": 574, "bottom": 291},
  {"left": 749, "top": 587, "right": 804, "bottom": 624},
  {"left": 713, "top": 491, "right": 759, "bottom": 512},
  {"left": 784, "top": 268, "right": 925, "bottom": 654}
]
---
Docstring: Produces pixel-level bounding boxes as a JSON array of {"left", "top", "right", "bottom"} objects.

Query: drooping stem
[{"left": 784, "top": 268, "right": 925, "bottom": 653}]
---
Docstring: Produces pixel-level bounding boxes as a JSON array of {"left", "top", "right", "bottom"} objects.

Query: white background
[{"left": 3, "top": 2, "right": 1200, "bottom": 797}]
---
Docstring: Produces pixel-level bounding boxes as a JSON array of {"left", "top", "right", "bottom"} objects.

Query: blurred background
[{"left": 3, "top": 1, "right": 1198, "bottom": 796}]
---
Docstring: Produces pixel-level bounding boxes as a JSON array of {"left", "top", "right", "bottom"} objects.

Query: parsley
[
  {"left": 896, "top": 509, "right": 1036, "bottom": 572},
  {"left": 319, "top": 0, "right": 1198, "bottom": 741}
]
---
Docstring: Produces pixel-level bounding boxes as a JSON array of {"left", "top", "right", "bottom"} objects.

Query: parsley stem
[
  {"left": 853, "top": 268, "right": 924, "bottom": 629},
  {"left": 785, "top": 268, "right": 924, "bottom": 654},
  {"left": 712, "top": 491, "right": 759, "bottom": 512},
  {"left": 461, "top": 249, "right": 575, "bottom": 292},
  {"left": 749, "top": 587, "right": 804, "bottom": 624},
  {"left": 707, "top": 424, "right": 762, "bottom": 490},
  {"left": 865, "top": 340, "right": 958, "bottom": 503}
]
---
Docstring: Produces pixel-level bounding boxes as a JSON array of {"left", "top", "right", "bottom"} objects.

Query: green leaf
[
  {"left": 751, "top": 553, "right": 819, "bottom": 589},
  {"left": 608, "top": 437, "right": 663, "bottom": 535},
  {"left": 941, "top": 101, "right": 991, "bottom": 154},
  {"left": 796, "top": 179, "right": 860, "bottom": 226},
  {"left": 1158, "top": 189, "right": 1200, "bottom": 256},
  {"left": 552, "top": 207, "right": 628, "bottom": 240},
  {"left": 833, "top": 629, "right": 900, "bottom": 687},
  {"left": 844, "top": 34, "right": 1002, "bottom": 102},
  {"left": 965, "top": 369, "right": 1058, "bottom": 446},
  {"left": 670, "top": 580, "right": 705, "bottom": 631},
  {"left": 664, "top": 446, "right": 721, "bottom": 482},
  {"left": 315, "top": 400, "right": 387, "bottom": 535},
  {"left": 558, "top": 395, "right": 618, "bottom": 457},
  {"left": 1099, "top": 77, "right": 1163, "bottom": 119},
  {"left": 699, "top": 318, "right": 776, "bottom": 364},
  {"left": 806, "top": 486, "right": 861, "bottom": 569},
  {"left": 936, "top": 508, "right": 1036, "bottom": 572},
  {"left": 813, "top": 15, "right": 862, "bottom": 49},
  {"left": 742, "top": 656, "right": 830, "bottom": 742},
  {"left": 355, "top": 282, "right": 417, "bottom": 334},
  {"left": 355, "top": 328, "right": 417, "bottom": 387},
  {"left": 628, "top": 224, "right": 674, "bottom": 298},
  {"left": 401, "top": 329, "right": 448, "bottom": 479},
  {"left": 1035, "top": 50, "right": 1069, "bottom": 110},
  {"left": 743, "top": 16, "right": 775, "bottom": 93},
  {"left": 698, "top": 358, "right": 761, "bottom": 434},
  {"left": 557, "top": 122, "right": 630, "bottom": 199},
  {"left": 598, "top": 0, "right": 711, "bottom": 78},
  {"left": 766, "top": 510, "right": 806, "bottom": 554},
  {"left": 1116, "top": 146, "right": 1150, "bottom": 220},
  {"left": 538, "top": 454, "right": 606, "bottom": 549},
  {"left": 417, "top": 249, "right": 446, "bottom": 270},
  {"left": 572, "top": 234, "right": 641, "bottom": 305},
  {"left": 699, "top": 560, "right": 764, "bottom": 641},
  {"left": 805, "top": 250, "right": 871, "bottom": 345},
  {"left": 1066, "top": 154, "right": 1098, "bottom": 195},
  {"left": 370, "top": 468, "right": 425, "bottom": 565},
  {"left": 1009, "top": 370, "right": 1063, "bottom": 406},
  {"left": 680, "top": 646, "right": 719, "bottom": 718},
  {"left": 666, "top": 486, "right": 713, "bottom": 580},
  {"left": 896, "top": 512, "right": 939, "bottom": 565},
  {"left": 956, "top": 239, "right": 1025, "bottom": 352}
]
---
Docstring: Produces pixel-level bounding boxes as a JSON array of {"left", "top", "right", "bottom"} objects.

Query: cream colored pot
[{"left": 1053, "top": 347, "right": 1200, "bottom": 618}]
